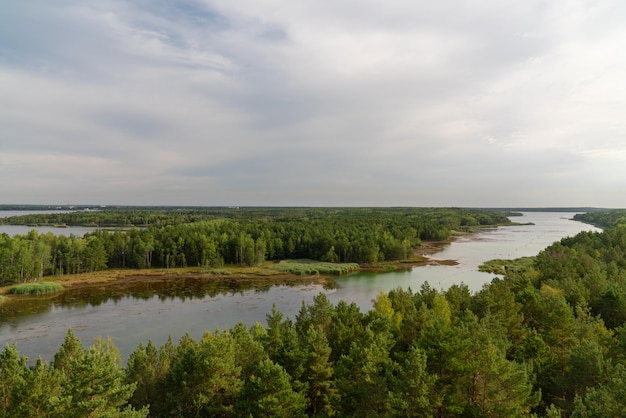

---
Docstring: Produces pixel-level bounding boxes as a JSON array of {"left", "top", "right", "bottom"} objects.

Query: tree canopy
[{"left": 0, "top": 207, "right": 512, "bottom": 285}]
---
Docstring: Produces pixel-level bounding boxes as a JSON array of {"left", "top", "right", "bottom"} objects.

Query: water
[
  {"left": 1, "top": 280, "right": 332, "bottom": 363},
  {"left": 0, "top": 211, "right": 69, "bottom": 218},
  {"left": 0, "top": 210, "right": 100, "bottom": 237},
  {"left": 330, "top": 213, "right": 602, "bottom": 310},
  {"left": 0, "top": 212, "right": 601, "bottom": 362}
]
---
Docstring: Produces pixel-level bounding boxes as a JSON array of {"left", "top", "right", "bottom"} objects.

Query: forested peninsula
[
  {"left": 0, "top": 207, "right": 512, "bottom": 287},
  {"left": 3, "top": 208, "right": 626, "bottom": 416}
]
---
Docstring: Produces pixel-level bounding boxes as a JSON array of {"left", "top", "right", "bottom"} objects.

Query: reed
[
  {"left": 8, "top": 282, "right": 64, "bottom": 295},
  {"left": 272, "top": 259, "right": 360, "bottom": 275}
]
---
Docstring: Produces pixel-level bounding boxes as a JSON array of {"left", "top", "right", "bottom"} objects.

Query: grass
[
  {"left": 8, "top": 282, "right": 64, "bottom": 295},
  {"left": 207, "top": 268, "right": 233, "bottom": 275},
  {"left": 373, "top": 263, "right": 401, "bottom": 270},
  {"left": 0, "top": 262, "right": 356, "bottom": 296},
  {"left": 479, "top": 256, "right": 535, "bottom": 275},
  {"left": 271, "top": 259, "right": 360, "bottom": 276}
]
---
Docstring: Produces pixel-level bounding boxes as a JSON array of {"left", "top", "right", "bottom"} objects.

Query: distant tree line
[
  {"left": 574, "top": 209, "right": 626, "bottom": 229},
  {"left": 0, "top": 208, "right": 511, "bottom": 285}
]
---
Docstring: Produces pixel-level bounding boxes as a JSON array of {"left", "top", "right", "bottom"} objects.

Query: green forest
[
  {"left": 0, "top": 207, "right": 511, "bottom": 285},
  {"left": 574, "top": 210, "right": 626, "bottom": 229},
  {"left": 3, "top": 208, "right": 626, "bottom": 416}
]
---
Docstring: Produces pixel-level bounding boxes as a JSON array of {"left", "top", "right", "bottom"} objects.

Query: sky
[{"left": 1, "top": 0, "right": 625, "bottom": 207}]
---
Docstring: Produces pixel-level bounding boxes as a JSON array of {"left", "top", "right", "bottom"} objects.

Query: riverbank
[
  {"left": 0, "top": 238, "right": 457, "bottom": 298},
  {"left": 0, "top": 266, "right": 325, "bottom": 296}
]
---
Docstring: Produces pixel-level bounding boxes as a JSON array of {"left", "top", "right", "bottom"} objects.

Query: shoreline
[{"left": 0, "top": 238, "right": 462, "bottom": 298}]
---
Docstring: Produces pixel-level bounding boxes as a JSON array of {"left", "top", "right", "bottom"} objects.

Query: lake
[
  {"left": 0, "top": 210, "right": 100, "bottom": 237},
  {"left": 0, "top": 212, "right": 601, "bottom": 362}
]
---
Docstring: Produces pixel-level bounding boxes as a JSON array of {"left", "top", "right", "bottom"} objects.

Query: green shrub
[
  {"left": 479, "top": 257, "right": 534, "bottom": 275},
  {"left": 376, "top": 264, "right": 399, "bottom": 270},
  {"left": 208, "top": 268, "right": 233, "bottom": 275},
  {"left": 272, "top": 259, "right": 360, "bottom": 275},
  {"left": 8, "top": 282, "right": 64, "bottom": 295}
]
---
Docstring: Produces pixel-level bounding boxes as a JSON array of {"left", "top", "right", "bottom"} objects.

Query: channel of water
[{"left": 0, "top": 211, "right": 601, "bottom": 362}]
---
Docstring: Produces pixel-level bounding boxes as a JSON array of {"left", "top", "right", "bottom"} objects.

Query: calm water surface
[
  {"left": 0, "top": 210, "right": 100, "bottom": 237},
  {"left": 0, "top": 212, "right": 601, "bottom": 362}
]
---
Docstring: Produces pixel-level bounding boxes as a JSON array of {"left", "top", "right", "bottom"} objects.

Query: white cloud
[{"left": 1, "top": 0, "right": 625, "bottom": 207}]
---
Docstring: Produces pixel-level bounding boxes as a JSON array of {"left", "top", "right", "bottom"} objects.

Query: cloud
[{"left": 1, "top": 0, "right": 625, "bottom": 207}]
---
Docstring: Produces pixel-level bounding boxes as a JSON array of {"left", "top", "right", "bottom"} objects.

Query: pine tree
[
  {"left": 11, "top": 359, "right": 64, "bottom": 418},
  {"left": 235, "top": 359, "right": 307, "bottom": 418},
  {"left": 52, "top": 328, "right": 84, "bottom": 372},
  {"left": 163, "top": 331, "right": 242, "bottom": 416},
  {"left": 125, "top": 339, "right": 173, "bottom": 412},
  {"left": 391, "top": 345, "right": 436, "bottom": 417},
  {"left": 335, "top": 326, "right": 398, "bottom": 417},
  {"left": 300, "top": 326, "right": 339, "bottom": 417},
  {"left": 0, "top": 345, "right": 27, "bottom": 417},
  {"left": 58, "top": 336, "right": 147, "bottom": 418}
]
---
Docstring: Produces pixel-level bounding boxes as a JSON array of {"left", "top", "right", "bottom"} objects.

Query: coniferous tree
[
  {"left": 391, "top": 345, "right": 436, "bottom": 417},
  {"left": 235, "top": 359, "right": 307, "bottom": 418},
  {"left": 0, "top": 345, "right": 28, "bottom": 417},
  {"left": 163, "top": 331, "right": 242, "bottom": 417},
  {"left": 57, "top": 335, "right": 147, "bottom": 418},
  {"left": 125, "top": 339, "right": 173, "bottom": 412},
  {"left": 335, "top": 326, "right": 397, "bottom": 417},
  {"left": 300, "top": 326, "right": 339, "bottom": 417}
]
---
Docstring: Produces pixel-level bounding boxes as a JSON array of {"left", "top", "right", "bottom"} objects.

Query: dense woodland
[
  {"left": 574, "top": 209, "right": 626, "bottom": 229},
  {"left": 4, "top": 209, "right": 626, "bottom": 416},
  {"left": 0, "top": 208, "right": 511, "bottom": 285}
]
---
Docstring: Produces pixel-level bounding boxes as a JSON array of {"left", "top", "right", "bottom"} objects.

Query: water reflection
[
  {"left": 0, "top": 275, "right": 330, "bottom": 322},
  {"left": 0, "top": 276, "right": 332, "bottom": 363}
]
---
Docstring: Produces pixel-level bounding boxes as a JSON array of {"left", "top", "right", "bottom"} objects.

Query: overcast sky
[{"left": 1, "top": 1, "right": 625, "bottom": 207}]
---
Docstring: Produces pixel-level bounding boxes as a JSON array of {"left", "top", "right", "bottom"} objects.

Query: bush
[
  {"left": 8, "top": 282, "right": 64, "bottom": 295},
  {"left": 208, "top": 268, "right": 233, "bottom": 275},
  {"left": 479, "top": 257, "right": 535, "bottom": 275},
  {"left": 272, "top": 259, "right": 360, "bottom": 275}
]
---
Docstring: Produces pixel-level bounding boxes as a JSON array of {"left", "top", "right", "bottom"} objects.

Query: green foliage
[
  {"left": 574, "top": 209, "right": 626, "bottom": 228},
  {"left": 571, "top": 363, "right": 626, "bottom": 417},
  {"left": 6, "top": 217, "right": 626, "bottom": 417},
  {"left": 392, "top": 345, "right": 436, "bottom": 417},
  {"left": 0, "top": 329, "right": 146, "bottom": 418},
  {"left": 208, "top": 267, "right": 233, "bottom": 274},
  {"left": 273, "top": 259, "right": 360, "bottom": 275},
  {"left": 479, "top": 256, "right": 535, "bottom": 275},
  {"left": 59, "top": 337, "right": 146, "bottom": 418},
  {"left": 0, "top": 207, "right": 514, "bottom": 284},
  {"left": 158, "top": 333, "right": 240, "bottom": 416},
  {"left": 7, "top": 282, "right": 63, "bottom": 295},
  {"left": 531, "top": 227, "right": 626, "bottom": 329},
  {"left": 125, "top": 339, "right": 174, "bottom": 412},
  {"left": 335, "top": 326, "right": 398, "bottom": 416},
  {"left": 235, "top": 359, "right": 307, "bottom": 417},
  {"left": 299, "top": 326, "right": 339, "bottom": 416},
  {"left": 0, "top": 344, "right": 28, "bottom": 417}
]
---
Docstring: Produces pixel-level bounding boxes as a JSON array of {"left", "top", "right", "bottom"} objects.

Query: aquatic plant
[
  {"left": 8, "top": 282, "right": 64, "bottom": 295},
  {"left": 272, "top": 259, "right": 360, "bottom": 275}
]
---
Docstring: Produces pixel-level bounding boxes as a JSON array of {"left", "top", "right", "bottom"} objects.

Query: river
[
  {"left": 0, "top": 212, "right": 601, "bottom": 362},
  {"left": 0, "top": 210, "right": 102, "bottom": 237}
]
